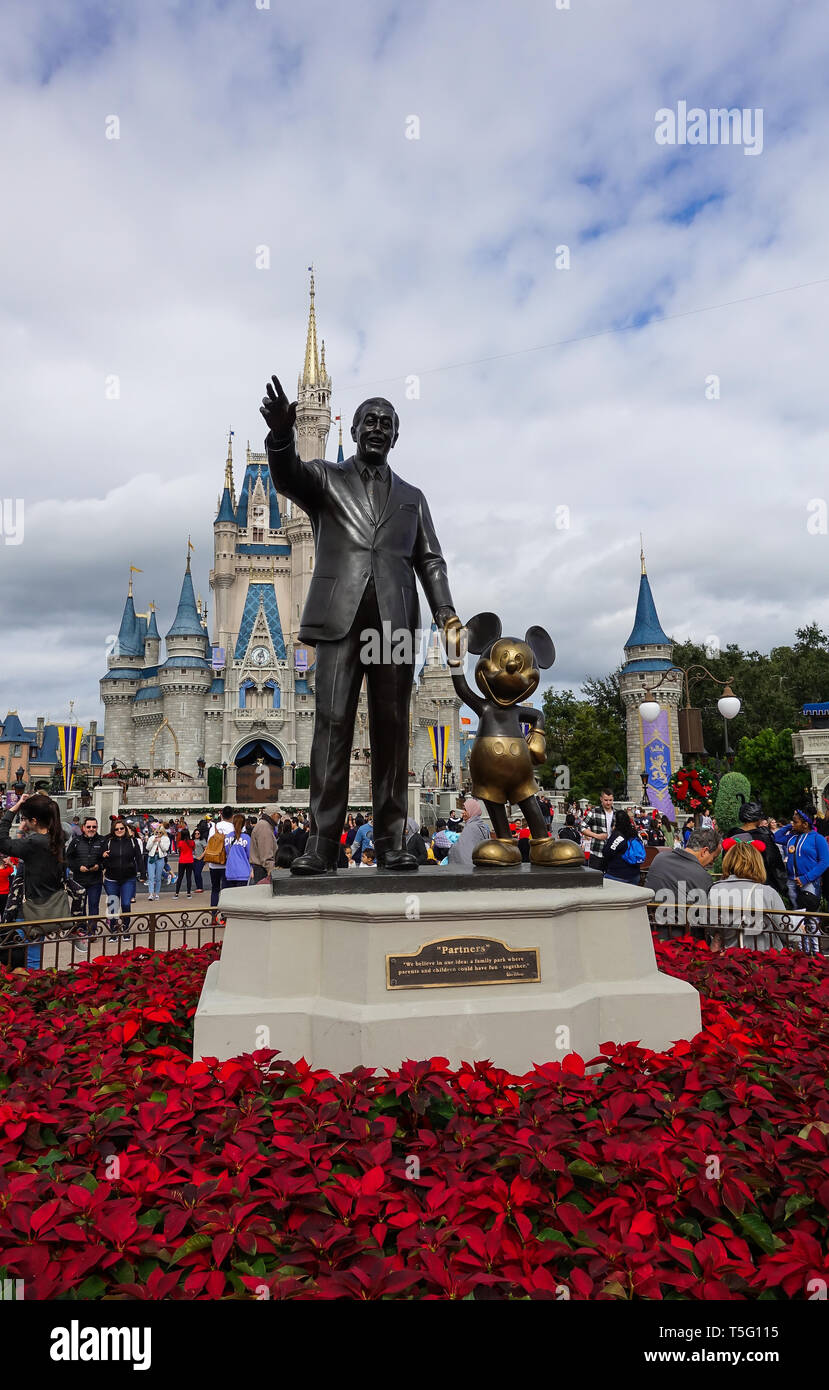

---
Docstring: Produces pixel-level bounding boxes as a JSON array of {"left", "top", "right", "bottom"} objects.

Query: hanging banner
[
  {"left": 427, "top": 724, "right": 450, "bottom": 782},
  {"left": 640, "top": 709, "right": 675, "bottom": 820},
  {"left": 57, "top": 724, "right": 83, "bottom": 791}
]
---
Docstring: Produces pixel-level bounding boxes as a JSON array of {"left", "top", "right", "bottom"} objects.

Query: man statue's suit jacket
[{"left": 266, "top": 431, "right": 454, "bottom": 647}]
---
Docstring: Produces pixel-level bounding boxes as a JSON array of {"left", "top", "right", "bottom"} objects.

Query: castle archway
[
  {"left": 149, "top": 718, "right": 180, "bottom": 777},
  {"left": 232, "top": 737, "right": 284, "bottom": 803}
]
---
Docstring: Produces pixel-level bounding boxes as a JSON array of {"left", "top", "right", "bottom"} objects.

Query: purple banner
[{"left": 641, "top": 708, "right": 676, "bottom": 821}]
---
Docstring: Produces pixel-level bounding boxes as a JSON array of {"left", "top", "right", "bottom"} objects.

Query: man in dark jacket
[
  {"left": 645, "top": 828, "right": 720, "bottom": 939},
  {"left": 65, "top": 815, "right": 106, "bottom": 918},
  {"left": 728, "top": 802, "right": 788, "bottom": 900}
]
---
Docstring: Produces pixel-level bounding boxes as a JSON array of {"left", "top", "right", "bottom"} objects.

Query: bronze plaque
[{"left": 386, "top": 935, "right": 540, "bottom": 990}]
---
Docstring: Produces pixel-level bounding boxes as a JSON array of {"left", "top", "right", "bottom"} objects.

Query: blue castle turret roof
[
  {"left": 216, "top": 486, "right": 236, "bottom": 524},
  {"left": 624, "top": 569, "right": 671, "bottom": 650},
  {"left": 116, "top": 593, "right": 142, "bottom": 657},
  {"left": 166, "top": 559, "right": 205, "bottom": 639}
]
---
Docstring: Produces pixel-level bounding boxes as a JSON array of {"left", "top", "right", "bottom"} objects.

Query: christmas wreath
[{"left": 669, "top": 764, "right": 716, "bottom": 814}]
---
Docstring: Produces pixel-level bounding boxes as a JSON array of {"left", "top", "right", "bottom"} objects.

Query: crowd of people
[
  {"left": 1, "top": 784, "right": 825, "bottom": 958},
  {"left": 566, "top": 788, "right": 827, "bottom": 954}
]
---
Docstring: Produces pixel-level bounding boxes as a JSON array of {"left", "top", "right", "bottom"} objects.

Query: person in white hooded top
[{"left": 707, "top": 840, "right": 788, "bottom": 952}]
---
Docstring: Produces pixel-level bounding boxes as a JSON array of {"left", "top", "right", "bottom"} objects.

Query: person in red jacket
[
  {"left": 0, "top": 853, "right": 19, "bottom": 919},
  {"left": 174, "top": 828, "right": 195, "bottom": 898}
]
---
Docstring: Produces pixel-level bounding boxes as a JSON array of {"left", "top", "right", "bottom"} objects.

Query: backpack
[
  {"left": 622, "top": 836, "right": 646, "bottom": 866},
  {"left": 203, "top": 830, "right": 227, "bottom": 866}
]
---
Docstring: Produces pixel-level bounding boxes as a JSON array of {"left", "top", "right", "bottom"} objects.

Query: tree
[
  {"left": 733, "top": 728, "right": 811, "bottom": 818},
  {"left": 538, "top": 688, "right": 626, "bottom": 801},
  {"left": 669, "top": 625, "right": 829, "bottom": 755}
]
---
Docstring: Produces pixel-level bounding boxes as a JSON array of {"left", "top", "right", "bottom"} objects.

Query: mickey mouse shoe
[{"left": 472, "top": 838, "right": 522, "bottom": 866}]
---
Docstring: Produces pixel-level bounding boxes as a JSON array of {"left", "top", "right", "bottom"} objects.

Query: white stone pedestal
[{"left": 193, "top": 881, "right": 700, "bottom": 1073}]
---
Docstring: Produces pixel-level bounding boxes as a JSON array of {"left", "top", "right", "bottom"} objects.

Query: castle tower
[
  {"left": 212, "top": 431, "right": 238, "bottom": 651},
  {"left": 285, "top": 268, "right": 330, "bottom": 646},
  {"left": 100, "top": 577, "right": 146, "bottom": 766},
  {"left": 618, "top": 548, "right": 682, "bottom": 809},
  {"left": 294, "top": 267, "right": 332, "bottom": 463},
  {"left": 143, "top": 603, "right": 161, "bottom": 667},
  {"left": 412, "top": 623, "right": 462, "bottom": 789},
  {"left": 158, "top": 549, "right": 212, "bottom": 774}
]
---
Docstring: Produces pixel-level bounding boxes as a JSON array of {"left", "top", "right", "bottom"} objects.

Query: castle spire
[
  {"left": 301, "top": 265, "right": 320, "bottom": 387},
  {"left": 336, "top": 415, "right": 344, "bottom": 463},
  {"left": 624, "top": 551, "right": 671, "bottom": 651},
  {"left": 225, "top": 430, "right": 234, "bottom": 491}
]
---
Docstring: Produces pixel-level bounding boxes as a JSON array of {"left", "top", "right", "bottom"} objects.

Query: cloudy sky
[{"left": 1, "top": 0, "right": 828, "bottom": 726}]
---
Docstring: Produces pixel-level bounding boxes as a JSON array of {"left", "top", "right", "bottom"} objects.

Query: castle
[{"left": 100, "top": 273, "right": 461, "bottom": 806}]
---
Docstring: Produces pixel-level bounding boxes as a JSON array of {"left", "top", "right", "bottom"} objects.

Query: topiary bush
[{"left": 713, "top": 770, "right": 751, "bottom": 834}]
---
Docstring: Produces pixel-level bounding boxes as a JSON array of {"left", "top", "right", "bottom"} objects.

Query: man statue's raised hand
[{"left": 260, "top": 375, "right": 297, "bottom": 441}]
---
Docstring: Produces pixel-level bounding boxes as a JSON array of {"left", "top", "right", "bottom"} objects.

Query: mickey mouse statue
[{"left": 446, "top": 612, "right": 578, "bottom": 867}]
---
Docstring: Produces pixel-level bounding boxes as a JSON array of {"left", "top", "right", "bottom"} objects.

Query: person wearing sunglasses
[
  {"left": 66, "top": 816, "right": 105, "bottom": 922},
  {"left": 102, "top": 818, "right": 143, "bottom": 932}
]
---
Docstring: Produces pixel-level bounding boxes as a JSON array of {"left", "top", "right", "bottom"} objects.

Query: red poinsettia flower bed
[{"left": 0, "top": 940, "right": 827, "bottom": 1300}]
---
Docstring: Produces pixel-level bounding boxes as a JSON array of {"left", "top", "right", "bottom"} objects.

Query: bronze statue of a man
[{"left": 262, "top": 377, "right": 460, "bottom": 873}]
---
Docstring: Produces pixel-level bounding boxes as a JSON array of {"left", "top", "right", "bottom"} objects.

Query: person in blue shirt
[
  {"left": 774, "top": 808, "right": 829, "bottom": 953},
  {"left": 601, "top": 810, "right": 647, "bottom": 884},
  {"left": 223, "top": 815, "right": 252, "bottom": 888},
  {"left": 351, "top": 819, "right": 374, "bottom": 867}
]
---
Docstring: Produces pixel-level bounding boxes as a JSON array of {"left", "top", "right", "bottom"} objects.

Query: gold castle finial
[
  {"left": 225, "top": 429, "right": 233, "bottom": 490},
  {"left": 640, "top": 534, "right": 646, "bottom": 575},
  {"left": 128, "top": 563, "right": 142, "bottom": 598},
  {"left": 301, "top": 264, "right": 320, "bottom": 387}
]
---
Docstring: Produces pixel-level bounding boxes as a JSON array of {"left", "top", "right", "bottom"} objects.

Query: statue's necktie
[{"left": 362, "top": 466, "right": 386, "bottom": 521}]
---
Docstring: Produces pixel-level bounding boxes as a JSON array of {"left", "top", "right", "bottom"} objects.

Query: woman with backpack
[
  {"left": 145, "top": 822, "right": 170, "bottom": 901},
  {"left": 601, "top": 809, "right": 646, "bottom": 884},
  {"left": 174, "top": 827, "right": 195, "bottom": 898},
  {"left": 203, "top": 820, "right": 230, "bottom": 906},
  {"left": 223, "top": 814, "right": 252, "bottom": 889}
]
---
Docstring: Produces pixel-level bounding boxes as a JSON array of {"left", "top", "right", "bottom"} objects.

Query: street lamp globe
[
  {"left": 639, "top": 699, "right": 661, "bottom": 723},
  {"left": 717, "top": 685, "right": 741, "bottom": 720}
]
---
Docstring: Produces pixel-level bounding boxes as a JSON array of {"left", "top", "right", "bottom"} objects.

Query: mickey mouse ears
[
  {"left": 525, "top": 625, "right": 555, "bottom": 670},
  {"left": 465, "top": 612, "right": 501, "bottom": 653},
  {"left": 464, "top": 613, "right": 555, "bottom": 670}
]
